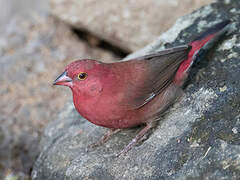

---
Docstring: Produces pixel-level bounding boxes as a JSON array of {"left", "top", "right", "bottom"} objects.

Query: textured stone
[
  {"left": 33, "top": 0, "right": 240, "bottom": 179},
  {"left": 50, "top": 0, "right": 213, "bottom": 52},
  {"left": 0, "top": 0, "right": 116, "bottom": 178}
]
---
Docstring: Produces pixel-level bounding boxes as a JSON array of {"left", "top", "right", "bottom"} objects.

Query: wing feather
[{"left": 113, "top": 45, "right": 191, "bottom": 109}]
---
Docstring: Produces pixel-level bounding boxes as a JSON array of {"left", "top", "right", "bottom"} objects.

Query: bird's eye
[{"left": 77, "top": 72, "right": 87, "bottom": 80}]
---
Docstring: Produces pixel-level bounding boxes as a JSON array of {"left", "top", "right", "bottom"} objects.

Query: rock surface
[
  {"left": 50, "top": 0, "right": 213, "bottom": 52},
  {"left": 0, "top": 0, "right": 116, "bottom": 178},
  {"left": 32, "top": 0, "right": 240, "bottom": 179}
]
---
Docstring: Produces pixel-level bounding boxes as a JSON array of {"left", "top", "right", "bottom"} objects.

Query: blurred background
[{"left": 0, "top": 0, "right": 213, "bottom": 179}]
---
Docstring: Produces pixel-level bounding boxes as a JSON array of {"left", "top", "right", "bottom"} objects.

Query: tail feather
[
  {"left": 190, "top": 20, "right": 232, "bottom": 65},
  {"left": 193, "top": 20, "right": 231, "bottom": 41},
  {"left": 174, "top": 20, "right": 232, "bottom": 85}
]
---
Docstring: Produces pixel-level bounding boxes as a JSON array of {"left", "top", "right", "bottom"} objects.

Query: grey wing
[{"left": 128, "top": 45, "right": 191, "bottom": 109}]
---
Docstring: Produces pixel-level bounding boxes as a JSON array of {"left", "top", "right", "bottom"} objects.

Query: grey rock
[
  {"left": 0, "top": 0, "right": 116, "bottom": 178},
  {"left": 32, "top": 0, "right": 240, "bottom": 179},
  {"left": 50, "top": 0, "right": 213, "bottom": 52}
]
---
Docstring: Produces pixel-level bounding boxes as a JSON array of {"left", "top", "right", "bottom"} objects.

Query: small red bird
[{"left": 54, "top": 20, "right": 231, "bottom": 155}]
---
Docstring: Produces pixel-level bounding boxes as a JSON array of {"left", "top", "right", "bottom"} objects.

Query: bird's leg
[
  {"left": 89, "top": 128, "right": 121, "bottom": 148},
  {"left": 117, "top": 122, "right": 154, "bottom": 156}
]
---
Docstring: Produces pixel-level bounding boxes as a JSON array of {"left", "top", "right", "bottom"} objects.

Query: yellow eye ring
[{"left": 77, "top": 72, "right": 87, "bottom": 80}]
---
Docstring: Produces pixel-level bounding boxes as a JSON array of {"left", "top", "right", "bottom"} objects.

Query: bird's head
[{"left": 53, "top": 59, "right": 108, "bottom": 98}]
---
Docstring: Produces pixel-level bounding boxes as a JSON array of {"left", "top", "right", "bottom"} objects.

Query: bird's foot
[
  {"left": 116, "top": 122, "right": 153, "bottom": 157},
  {"left": 88, "top": 128, "right": 121, "bottom": 150}
]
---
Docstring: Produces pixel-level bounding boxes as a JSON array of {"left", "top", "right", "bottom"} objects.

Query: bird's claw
[
  {"left": 116, "top": 123, "right": 153, "bottom": 157},
  {"left": 116, "top": 138, "right": 137, "bottom": 157},
  {"left": 87, "top": 129, "right": 121, "bottom": 152}
]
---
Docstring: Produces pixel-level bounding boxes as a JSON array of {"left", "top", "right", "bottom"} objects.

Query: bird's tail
[
  {"left": 175, "top": 20, "right": 232, "bottom": 84},
  {"left": 190, "top": 20, "right": 231, "bottom": 64}
]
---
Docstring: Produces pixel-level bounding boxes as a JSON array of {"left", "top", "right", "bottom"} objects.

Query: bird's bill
[{"left": 53, "top": 71, "right": 72, "bottom": 86}]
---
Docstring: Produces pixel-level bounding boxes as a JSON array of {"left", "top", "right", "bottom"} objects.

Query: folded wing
[{"left": 117, "top": 45, "right": 191, "bottom": 109}]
